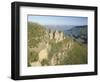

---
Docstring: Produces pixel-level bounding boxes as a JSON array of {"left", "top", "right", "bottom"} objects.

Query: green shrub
[
  {"left": 62, "top": 42, "right": 87, "bottom": 65},
  {"left": 41, "top": 59, "right": 49, "bottom": 66},
  {"left": 28, "top": 50, "right": 39, "bottom": 65}
]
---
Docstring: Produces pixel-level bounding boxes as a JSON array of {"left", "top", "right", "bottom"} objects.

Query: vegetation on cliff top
[{"left": 28, "top": 22, "right": 87, "bottom": 66}]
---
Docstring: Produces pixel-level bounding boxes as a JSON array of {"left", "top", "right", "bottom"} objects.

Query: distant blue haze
[{"left": 28, "top": 15, "right": 88, "bottom": 26}]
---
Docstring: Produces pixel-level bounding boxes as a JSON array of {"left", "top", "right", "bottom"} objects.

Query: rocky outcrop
[
  {"left": 28, "top": 22, "right": 87, "bottom": 66},
  {"left": 47, "top": 29, "right": 65, "bottom": 43},
  {"left": 38, "top": 43, "right": 51, "bottom": 63},
  {"left": 28, "top": 22, "right": 74, "bottom": 66}
]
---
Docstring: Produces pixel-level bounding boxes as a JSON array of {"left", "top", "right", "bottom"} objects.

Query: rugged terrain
[{"left": 28, "top": 22, "right": 87, "bottom": 66}]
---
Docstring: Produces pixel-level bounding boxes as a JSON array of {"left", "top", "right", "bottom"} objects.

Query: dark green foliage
[
  {"left": 41, "top": 59, "right": 49, "bottom": 66},
  {"left": 28, "top": 50, "right": 39, "bottom": 66}
]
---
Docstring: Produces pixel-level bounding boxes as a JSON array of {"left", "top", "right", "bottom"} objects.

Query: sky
[{"left": 28, "top": 15, "right": 88, "bottom": 26}]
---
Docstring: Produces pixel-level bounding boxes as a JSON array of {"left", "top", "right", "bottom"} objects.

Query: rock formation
[{"left": 47, "top": 29, "right": 65, "bottom": 43}]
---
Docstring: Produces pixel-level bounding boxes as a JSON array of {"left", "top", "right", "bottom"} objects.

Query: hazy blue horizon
[{"left": 28, "top": 15, "right": 88, "bottom": 26}]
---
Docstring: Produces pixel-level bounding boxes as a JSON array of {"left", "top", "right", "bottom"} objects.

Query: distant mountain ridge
[
  {"left": 45, "top": 24, "right": 87, "bottom": 43},
  {"left": 64, "top": 25, "right": 87, "bottom": 35},
  {"left": 44, "top": 25, "right": 74, "bottom": 31},
  {"left": 45, "top": 25, "right": 87, "bottom": 31},
  {"left": 64, "top": 25, "right": 87, "bottom": 43}
]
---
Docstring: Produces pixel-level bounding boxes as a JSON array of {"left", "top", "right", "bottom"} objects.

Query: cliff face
[
  {"left": 45, "top": 29, "right": 65, "bottom": 43},
  {"left": 28, "top": 22, "right": 87, "bottom": 66},
  {"left": 48, "top": 30, "right": 65, "bottom": 43}
]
